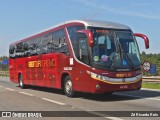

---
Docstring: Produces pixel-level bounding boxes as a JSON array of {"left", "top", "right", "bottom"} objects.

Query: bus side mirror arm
[{"left": 134, "top": 33, "right": 149, "bottom": 49}]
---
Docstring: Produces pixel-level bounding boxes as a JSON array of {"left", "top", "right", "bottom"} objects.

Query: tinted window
[
  {"left": 9, "top": 42, "right": 26, "bottom": 58},
  {"left": 51, "top": 29, "right": 69, "bottom": 54},
  {"left": 10, "top": 29, "right": 69, "bottom": 58},
  {"left": 67, "top": 26, "right": 85, "bottom": 58},
  {"left": 15, "top": 43, "right": 25, "bottom": 58},
  {"left": 28, "top": 39, "right": 39, "bottom": 56},
  {"left": 78, "top": 33, "right": 89, "bottom": 65},
  {"left": 9, "top": 45, "right": 15, "bottom": 58}
]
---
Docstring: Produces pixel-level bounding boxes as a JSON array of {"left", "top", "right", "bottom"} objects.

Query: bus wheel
[
  {"left": 19, "top": 74, "right": 25, "bottom": 89},
  {"left": 106, "top": 92, "right": 113, "bottom": 95},
  {"left": 64, "top": 76, "right": 74, "bottom": 97}
]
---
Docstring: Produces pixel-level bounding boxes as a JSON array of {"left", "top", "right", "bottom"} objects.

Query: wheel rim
[{"left": 65, "top": 80, "right": 72, "bottom": 95}]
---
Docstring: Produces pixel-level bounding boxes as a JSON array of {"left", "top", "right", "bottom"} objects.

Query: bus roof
[
  {"left": 11, "top": 20, "right": 131, "bottom": 45},
  {"left": 66, "top": 20, "right": 131, "bottom": 30}
]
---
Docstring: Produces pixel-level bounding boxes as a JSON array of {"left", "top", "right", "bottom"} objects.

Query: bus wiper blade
[
  {"left": 116, "top": 40, "right": 136, "bottom": 70},
  {"left": 110, "top": 52, "right": 118, "bottom": 70},
  {"left": 118, "top": 42, "right": 136, "bottom": 70},
  {"left": 123, "top": 51, "right": 136, "bottom": 70},
  {"left": 110, "top": 33, "right": 121, "bottom": 70}
]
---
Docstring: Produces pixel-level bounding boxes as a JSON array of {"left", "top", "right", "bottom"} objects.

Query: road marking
[
  {"left": 5, "top": 88, "right": 16, "bottom": 91},
  {"left": 146, "top": 97, "right": 160, "bottom": 101},
  {"left": 105, "top": 117, "right": 123, "bottom": 120},
  {"left": 41, "top": 98, "right": 66, "bottom": 105},
  {"left": 19, "top": 92, "right": 34, "bottom": 96},
  {"left": 115, "top": 93, "right": 160, "bottom": 101}
]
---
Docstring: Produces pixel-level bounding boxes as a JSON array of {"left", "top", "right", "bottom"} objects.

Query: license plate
[{"left": 120, "top": 85, "right": 128, "bottom": 89}]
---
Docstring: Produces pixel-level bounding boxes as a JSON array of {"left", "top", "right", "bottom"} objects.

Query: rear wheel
[
  {"left": 64, "top": 76, "right": 74, "bottom": 97},
  {"left": 19, "top": 74, "right": 25, "bottom": 89}
]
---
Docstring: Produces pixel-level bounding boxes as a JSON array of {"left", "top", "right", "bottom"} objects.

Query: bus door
[{"left": 77, "top": 33, "right": 92, "bottom": 92}]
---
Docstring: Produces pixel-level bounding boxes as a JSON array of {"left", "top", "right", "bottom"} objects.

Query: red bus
[{"left": 9, "top": 20, "right": 149, "bottom": 97}]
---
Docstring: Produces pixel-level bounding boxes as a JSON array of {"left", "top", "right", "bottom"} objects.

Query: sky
[{"left": 0, "top": 0, "right": 160, "bottom": 56}]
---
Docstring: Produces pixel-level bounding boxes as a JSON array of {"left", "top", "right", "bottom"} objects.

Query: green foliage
[
  {"left": 0, "top": 56, "right": 9, "bottom": 71},
  {"left": 0, "top": 56, "right": 8, "bottom": 61},
  {"left": 142, "top": 82, "right": 160, "bottom": 89},
  {"left": 141, "top": 51, "right": 160, "bottom": 76}
]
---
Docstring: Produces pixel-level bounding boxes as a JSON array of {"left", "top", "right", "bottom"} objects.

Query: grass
[
  {"left": 142, "top": 82, "right": 160, "bottom": 90},
  {"left": 0, "top": 74, "right": 9, "bottom": 77},
  {"left": 0, "top": 71, "right": 9, "bottom": 77}
]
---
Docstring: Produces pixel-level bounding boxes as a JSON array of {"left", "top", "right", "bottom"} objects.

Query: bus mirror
[
  {"left": 77, "top": 30, "right": 94, "bottom": 46},
  {"left": 134, "top": 33, "right": 149, "bottom": 49}
]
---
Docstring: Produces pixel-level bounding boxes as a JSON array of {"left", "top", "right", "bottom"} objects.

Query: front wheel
[
  {"left": 64, "top": 76, "right": 74, "bottom": 97},
  {"left": 105, "top": 92, "right": 113, "bottom": 96}
]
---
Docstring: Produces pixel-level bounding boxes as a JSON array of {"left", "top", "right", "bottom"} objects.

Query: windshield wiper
[
  {"left": 110, "top": 52, "right": 118, "bottom": 70},
  {"left": 110, "top": 42, "right": 126, "bottom": 70},
  {"left": 110, "top": 34, "right": 120, "bottom": 70},
  {"left": 110, "top": 35, "right": 135, "bottom": 71},
  {"left": 118, "top": 42, "right": 137, "bottom": 70}
]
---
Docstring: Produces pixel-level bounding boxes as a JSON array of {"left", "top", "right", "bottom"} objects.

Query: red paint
[
  {"left": 77, "top": 30, "right": 94, "bottom": 46},
  {"left": 9, "top": 21, "right": 145, "bottom": 94},
  {"left": 134, "top": 33, "right": 149, "bottom": 49}
]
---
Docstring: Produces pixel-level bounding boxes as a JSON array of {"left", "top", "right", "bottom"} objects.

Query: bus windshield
[{"left": 90, "top": 28, "right": 141, "bottom": 71}]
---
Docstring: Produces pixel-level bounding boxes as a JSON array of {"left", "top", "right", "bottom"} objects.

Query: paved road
[{"left": 0, "top": 77, "right": 159, "bottom": 120}]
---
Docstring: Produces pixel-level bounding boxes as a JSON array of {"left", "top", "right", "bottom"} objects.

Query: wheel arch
[
  {"left": 61, "top": 72, "right": 70, "bottom": 89},
  {"left": 18, "top": 72, "right": 22, "bottom": 82},
  {"left": 17, "top": 71, "right": 23, "bottom": 82}
]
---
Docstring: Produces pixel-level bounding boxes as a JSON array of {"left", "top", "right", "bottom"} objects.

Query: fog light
[{"left": 96, "top": 84, "right": 101, "bottom": 89}]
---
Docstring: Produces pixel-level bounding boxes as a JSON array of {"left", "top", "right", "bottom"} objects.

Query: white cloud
[{"left": 75, "top": 0, "right": 160, "bottom": 20}]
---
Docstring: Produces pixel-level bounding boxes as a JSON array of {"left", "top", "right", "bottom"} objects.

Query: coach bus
[{"left": 9, "top": 20, "right": 149, "bottom": 97}]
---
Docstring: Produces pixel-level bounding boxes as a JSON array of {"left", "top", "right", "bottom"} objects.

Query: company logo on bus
[
  {"left": 122, "top": 78, "right": 126, "bottom": 82},
  {"left": 28, "top": 59, "right": 55, "bottom": 68},
  {"left": 116, "top": 73, "right": 132, "bottom": 78}
]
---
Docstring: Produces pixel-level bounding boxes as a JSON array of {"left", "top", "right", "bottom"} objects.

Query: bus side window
[
  {"left": 28, "top": 40, "right": 38, "bottom": 56},
  {"left": 58, "top": 31, "right": 69, "bottom": 55},
  {"left": 52, "top": 29, "right": 69, "bottom": 55},
  {"left": 41, "top": 35, "right": 52, "bottom": 54},
  {"left": 24, "top": 41, "right": 32, "bottom": 56},
  {"left": 52, "top": 32, "right": 59, "bottom": 50},
  {"left": 15, "top": 42, "right": 25, "bottom": 58},
  {"left": 46, "top": 34, "right": 54, "bottom": 53},
  {"left": 23, "top": 42, "right": 29, "bottom": 57},
  {"left": 9, "top": 45, "right": 16, "bottom": 59},
  {"left": 77, "top": 33, "right": 89, "bottom": 65},
  {"left": 67, "top": 26, "right": 85, "bottom": 58}
]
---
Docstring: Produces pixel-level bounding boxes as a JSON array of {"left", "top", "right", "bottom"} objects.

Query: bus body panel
[{"left": 9, "top": 20, "right": 146, "bottom": 95}]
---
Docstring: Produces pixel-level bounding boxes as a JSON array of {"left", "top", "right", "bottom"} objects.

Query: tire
[
  {"left": 101, "top": 92, "right": 113, "bottom": 96},
  {"left": 64, "top": 76, "right": 74, "bottom": 97},
  {"left": 106, "top": 92, "right": 113, "bottom": 95},
  {"left": 19, "top": 74, "right": 25, "bottom": 89}
]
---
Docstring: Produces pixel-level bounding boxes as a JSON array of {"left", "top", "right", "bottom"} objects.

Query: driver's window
[{"left": 78, "top": 33, "right": 89, "bottom": 65}]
